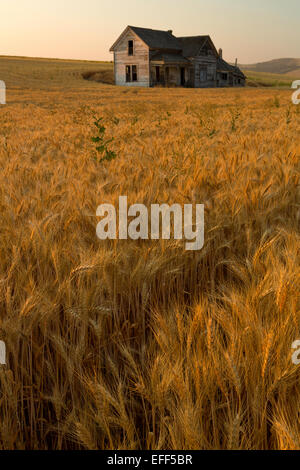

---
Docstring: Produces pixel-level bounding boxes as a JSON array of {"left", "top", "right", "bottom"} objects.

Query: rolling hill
[{"left": 239, "top": 58, "right": 300, "bottom": 76}]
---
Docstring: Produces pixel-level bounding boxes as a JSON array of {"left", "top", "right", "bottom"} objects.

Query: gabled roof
[
  {"left": 110, "top": 26, "right": 182, "bottom": 52},
  {"left": 177, "top": 36, "right": 218, "bottom": 57},
  {"left": 129, "top": 26, "right": 182, "bottom": 50}
]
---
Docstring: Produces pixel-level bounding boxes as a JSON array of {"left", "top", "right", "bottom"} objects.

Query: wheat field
[{"left": 0, "top": 57, "right": 299, "bottom": 450}]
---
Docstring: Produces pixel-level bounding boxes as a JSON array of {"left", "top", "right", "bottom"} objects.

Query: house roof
[
  {"left": 150, "top": 52, "right": 190, "bottom": 64},
  {"left": 233, "top": 66, "right": 245, "bottom": 78},
  {"left": 217, "top": 58, "right": 232, "bottom": 72},
  {"left": 217, "top": 58, "right": 245, "bottom": 77},
  {"left": 177, "top": 36, "right": 216, "bottom": 57},
  {"left": 128, "top": 26, "right": 182, "bottom": 51}
]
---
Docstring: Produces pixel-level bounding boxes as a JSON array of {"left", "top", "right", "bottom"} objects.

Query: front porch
[{"left": 150, "top": 53, "right": 191, "bottom": 87}]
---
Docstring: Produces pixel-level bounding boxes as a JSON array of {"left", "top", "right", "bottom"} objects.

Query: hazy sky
[{"left": 1, "top": 0, "right": 299, "bottom": 63}]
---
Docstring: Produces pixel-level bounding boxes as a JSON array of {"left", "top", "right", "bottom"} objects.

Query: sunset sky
[{"left": 1, "top": 0, "right": 299, "bottom": 63}]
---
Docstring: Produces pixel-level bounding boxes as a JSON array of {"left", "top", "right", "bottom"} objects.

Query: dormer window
[{"left": 128, "top": 40, "right": 134, "bottom": 56}]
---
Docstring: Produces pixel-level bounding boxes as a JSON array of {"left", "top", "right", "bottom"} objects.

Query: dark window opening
[
  {"left": 126, "top": 65, "right": 131, "bottom": 82},
  {"left": 132, "top": 65, "right": 137, "bottom": 82},
  {"left": 126, "top": 65, "right": 138, "bottom": 83},
  {"left": 128, "top": 40, "right": 134, "bottom": 56},
  {"left": 221, "top": 73, "right": 227, "bottom": 81},
  {"left": 180, "top": 67, "right": 186, "bottom": 86}
]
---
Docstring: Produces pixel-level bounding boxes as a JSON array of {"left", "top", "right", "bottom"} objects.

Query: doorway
[
  {"left": 156, "top": 66, "right": 160, "bottom": 83},
  {"left": 180, "top": 67, "right": 185, "bottom": 86}
]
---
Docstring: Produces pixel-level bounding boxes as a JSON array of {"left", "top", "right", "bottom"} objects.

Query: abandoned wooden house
[{"left": 110, "top": 26, "right": 245, "bottom": 88}]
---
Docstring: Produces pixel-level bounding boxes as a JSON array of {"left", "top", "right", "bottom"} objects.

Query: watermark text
[
  {"left": 292, "top": 340, "right": 300, "bottom": 365},
  {"left": 96, "top": 197, "right": 204, "bottom": 251},
  {"left": 291, "top": 80, "right": 300, "bottom": 105},
  {"left": 0, "top": 341, "right": 6, "bottom": 365},
  {"left": 0, "top": 80, "right": 6, "bottom": 105}
]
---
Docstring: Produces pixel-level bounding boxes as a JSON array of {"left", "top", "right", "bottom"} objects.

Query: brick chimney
[
  {"left": 219, "top": 48, "right": 223, "bottom": 59},
  {"left": 235, "top": 58, "right": 238, "bottom": 67}
]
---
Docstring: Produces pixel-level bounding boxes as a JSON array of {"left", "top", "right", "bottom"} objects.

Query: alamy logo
[
  {"left": 0, "top": 341, "right": 6, "bottom": 365},
  {"left": 96, "top": 196, "right": 204, "bottom": 251},
  {"left": 292, "top": 340, "right": 300, "bottom": 365},
  {"left": 0, "top": 81, "right": 6, "bottom": 105},
  {"left": 291, "top": 80, "right": 300, "bottom": 105}
]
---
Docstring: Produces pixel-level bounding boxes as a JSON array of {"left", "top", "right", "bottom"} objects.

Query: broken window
[
  {"left": 132, "top": 65, "right": 137, "bottom": 82},
  {"left": 125, "top": 65, "right": 138, "bottom": 82},
  {"left": 126, "top": 65, "right": 131, "bottom": 82},
  {"left": 128, "top": 40, "right": 134, "bottom": 56}
]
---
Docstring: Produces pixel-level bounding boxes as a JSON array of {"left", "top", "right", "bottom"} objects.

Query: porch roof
[
  {"left": 217, "top": 58, "right": 245, "bottom": 78},
  {"left": 150, "top": 53, "right": 190, "bottom": 65}
]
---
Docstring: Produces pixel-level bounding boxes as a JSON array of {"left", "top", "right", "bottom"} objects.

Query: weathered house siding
[
  {"left": 192, "top": 56, "right": 217, "bottom": 88},
  {"left": 114, "top": 30, "right": 150, "bottom": 87}
]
